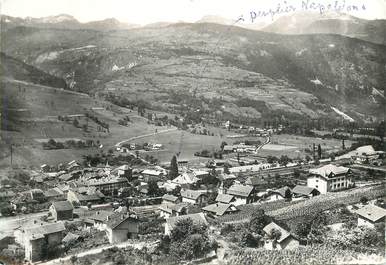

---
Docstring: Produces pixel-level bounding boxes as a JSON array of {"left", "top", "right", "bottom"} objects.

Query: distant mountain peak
[
  {"left": 25, "top": 14, "right": 78, "bottom": 24},
  {"left": 1, "top": 14, "right": 139, "bottom": 31},
  {"left": 99, "top": 18, "right": 120, "bottom": 24},
  {"left": 261, "top": 10, "right": 385, "bottom": 44},
  {"left": 196, "top": 15, "right": 237, "bottom": 25},
  {"left": 84, "top": 18, "right": 139, "bottom": 30}
]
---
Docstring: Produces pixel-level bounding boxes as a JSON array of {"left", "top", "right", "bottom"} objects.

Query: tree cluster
[
  {"left": 159, "top": 218, "right": 217, "bottom": 261},
  {"left": 194, "top": 149, "right": 223, "bottom": 159},
  {"left": 84, "top": 112, "right": 109, "bottom": 131},
  {"left": 168, "top": 156, "right": 179, "bottom": 180},
  {"left": 118, "top": 116, "right": 131, "bottom": 126},
  {"left": 220, "top": 210, "right": 271, "bottom": 247},
  {"left": 43, "top": 138, "right": 94, "bottom": 150}
]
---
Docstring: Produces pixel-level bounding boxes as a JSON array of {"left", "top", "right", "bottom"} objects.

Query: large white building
[{"left": 307, "top": 164, "right": 353, "bottom": 194}]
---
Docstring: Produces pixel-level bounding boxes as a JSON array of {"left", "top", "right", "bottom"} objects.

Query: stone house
[
  {"left": 202, "top": 203, "right": 238, "bottom": 217},
  {"left": 105, "top": 213, "right": 140, "bottom": 243},
  {"left": 49, "top": 201, "right": 74, "bottom": 221},
  {"left": 215, "top": 193, "right": 236, "bottom": 204},
  {"left": 226, "top": 184, "right": 255, "bottom": 205},
  {"left": 159, "top": 203, "right": 189, "bottom": 219},
  {"left": 161, "top": 194, "right": 181, "bottom": 205},
  {"left": 67, "top": 189, "right": 104, "bottom": 206},
  {"left": 15, "top": 222, "right": 65, "bottom": 262},
  {"left": 291, "top": 185, "right": 320, "bottom": 200},
  {"left": 44, "top": 188, "right": 65, "bottom": 202},
  {"left": 180, "top": 190, "right": 208, "bottom": 206},
  {"left": 266, "top": 186, "right": 291, "bottom": 202}
]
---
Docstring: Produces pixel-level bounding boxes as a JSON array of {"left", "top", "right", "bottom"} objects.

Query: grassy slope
[
  {"left": 0, "top": 52, "right": 67, "bottom": 88},
  {"left": 0, "top": 79, "right": 171, "bottom": 168}
]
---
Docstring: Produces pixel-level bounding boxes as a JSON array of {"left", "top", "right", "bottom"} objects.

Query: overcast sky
[{"left": 1, "top": 0, "right": 385, "bottom": 25}]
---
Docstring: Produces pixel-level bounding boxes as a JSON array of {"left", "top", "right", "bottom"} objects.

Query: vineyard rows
[
  {"left": 217, "top": 184, "right": 385, "bottom": 224},
  {"left": 217, "top": 199, "right": 300, "bottom": 223},
  {"left": 225, "top": 245, "right": 385, "bottom": 265}
]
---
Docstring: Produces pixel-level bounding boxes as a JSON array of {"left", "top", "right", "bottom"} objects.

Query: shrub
[
  {"left": 162, "top": 218, "right": 216, "bottom": 261},
  {"left": 70, "top": 255, "right": 78, "bottom": 264},
  {"left": 360, "top": 196, "right": 368, "bottom": 204},
  {"left": 220, "top": 224, "right": 235, "bottom": 235}
]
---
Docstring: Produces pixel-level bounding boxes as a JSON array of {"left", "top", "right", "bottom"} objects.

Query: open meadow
[{"left": 0, "top": 80, "right": 171, "bottom": 168}]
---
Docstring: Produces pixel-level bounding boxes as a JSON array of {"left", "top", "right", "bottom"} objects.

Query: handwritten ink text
[{"left": 247, "top": 0, "right": 367, "bottom": 23}]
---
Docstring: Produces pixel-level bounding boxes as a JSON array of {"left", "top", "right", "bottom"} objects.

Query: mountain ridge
[
  {"left": 262, "top": 12, "right": 386, "bottom": 45},
  {"left": 2, "top": 12, "right": 385, "bottom": 45},
  {"left": 1, "top": 22, "right": 384, "bottom": 123},
  {"left": 1, "top": 14, "right": 140, "bottom": 31}
]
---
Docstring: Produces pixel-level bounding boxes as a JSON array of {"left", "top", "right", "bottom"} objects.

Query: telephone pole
[{"left": 10, "top": 144, "right": 13, "bottom": 167}]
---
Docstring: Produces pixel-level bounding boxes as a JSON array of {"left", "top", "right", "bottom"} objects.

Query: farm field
[
  {"left": 131, "top": 130, "right": 225, "bottom": 163},
  {"left": 258, "top": 134, "right": 355, "bottom": 159},
  {"left": 131, "top": 130, "right": 268, "bottom": 163},
  {"left": 131, "top": 130, "right": 356, "bottom": 163}
]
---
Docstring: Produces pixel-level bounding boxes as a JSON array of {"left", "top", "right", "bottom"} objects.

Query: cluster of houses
[
  {"left": 223, "top": 121, "right": 281, "bottom": 136},
  {"left": 343, "top": 145, "right": 385, "bottom": 165},
  {"left": 117, "top": 143, "right": 164, "bottom": 153},
  {"left": 156, "top": 162, "right": 385, "bottom": 250},
  {"left": 1, "top": 147, "right": 384, "bottom": 262},
  {"left": 12, "top": 205, "right": 141, "bottom": 262},
  {"left": 157, "top": 164, "right": 353, "bottom": 222},
  {"left": 223, "top": 143, "right": 258, "bottom": 154}
]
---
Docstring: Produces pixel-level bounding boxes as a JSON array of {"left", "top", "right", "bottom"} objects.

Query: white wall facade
[
  {"left": 357, "top": 217, "right": 376, "bottom": 229},
  {"left": 308, "top": 175, "right": 351, "bottom": 194},
  {"left": 266, "top": 194, "right": 284, "bottom": 202},
  {"left": 232, "top": 197, "right": 247, "bottom": 206},
  {"left": 182, "top": 197, "right": 197, "bottom": 204},
  {"left": 307, "top": 176, "right": 328, "bottom": 194}
]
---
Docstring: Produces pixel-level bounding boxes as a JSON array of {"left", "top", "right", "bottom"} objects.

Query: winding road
[
  {"left": 114, "top": 127, "right": 177, "bottom": 147},
  {"left": 256, "top": 136, "right": 271, "bottom": 152}
]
